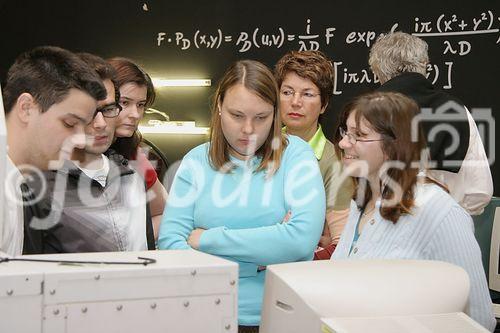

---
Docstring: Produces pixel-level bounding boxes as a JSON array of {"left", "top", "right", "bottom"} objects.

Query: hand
[
  {"left": 188, "top": 228, "right": 205, "bottom": 250},
  {"left": 319, "top": 223, "right": 332, "bottom": 248},
  {"left": 319, "top": 235, "right": 332, "bottom": 248}
]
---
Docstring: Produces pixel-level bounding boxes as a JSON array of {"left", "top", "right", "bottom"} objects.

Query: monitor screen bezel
[
  {"left": 488, "top": 207, "right": 500, "bottom": 292},
  {"left": 0, "top": 84, "right": 7, "bottom": 247}
]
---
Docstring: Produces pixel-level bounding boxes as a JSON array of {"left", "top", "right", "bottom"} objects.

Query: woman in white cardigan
[{"left": 331, "top": 91, "right": 496, "bottom": 331}]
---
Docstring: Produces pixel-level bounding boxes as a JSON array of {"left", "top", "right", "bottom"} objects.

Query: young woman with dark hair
[
  {"left": 331, "top": 91, "right": 496, "bottom": 332},
  {"left": 108, "top": 57, "right": 167, "bottom": 241}
]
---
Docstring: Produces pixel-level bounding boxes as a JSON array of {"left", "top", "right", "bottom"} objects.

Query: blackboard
[{"left": 0, "top": 0, "right": 499, "bottom": 193}]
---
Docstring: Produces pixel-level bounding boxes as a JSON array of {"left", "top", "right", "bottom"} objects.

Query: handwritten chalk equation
[
  {"left": 413, "top": 11, "right": 498, "bottom": 36},
  {"left": 333, "top": 62, "right": 455, "bottom": 94},
  {"left": 156, "top": 19, "right": 336, "bottom": 52},
  {"left": 155, "top": 12, "right": 499, "bottom": 53},
  {"left": 412, "top": 10, "right": 500, "bottom": 55},
  {"left": 154, "top": 13, "right": 498, "bottom": 94}
]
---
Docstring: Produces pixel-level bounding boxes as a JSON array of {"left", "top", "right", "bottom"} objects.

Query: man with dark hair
[
  {"left": 23, "top": 53, "right": 155, "bottom": 254},
  {"left": 4, "top": 46, "right": 106, "bottom": 170},
  {"left": 1, "top": 46, "right": 106, "bottom": 256}
]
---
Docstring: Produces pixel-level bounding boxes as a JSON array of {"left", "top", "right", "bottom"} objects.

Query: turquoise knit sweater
[{"left": 158, "top": 135, "right": 326, "bottom": 325}]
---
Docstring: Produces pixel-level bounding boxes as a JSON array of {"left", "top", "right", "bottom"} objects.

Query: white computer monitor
[
  {"left": 489, "top": 207, "right": 500, "bottom": 293},
  {"left": 489, "top": 207, "right": 500, "bottom": 318},
  {"left": 0, "top": 83, "right": 7, "bottom": 247},
  {"left": 259, "top": 260, "right": 484, "bottom": 333}
]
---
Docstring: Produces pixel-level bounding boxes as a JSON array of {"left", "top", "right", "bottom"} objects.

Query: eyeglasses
[
  {"left": 339, "top": 127, "right": 385, "bottom": 145},
  {"left": 280, "top": 89, "right": 320, "bottom": 101},
  {"left": 94, "top": 103, "right": 123, "bottom": 118}
]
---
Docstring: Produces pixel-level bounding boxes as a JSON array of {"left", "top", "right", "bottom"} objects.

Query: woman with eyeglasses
[
  {"left": 158, "top": 60, "right": 325, "bottom": 332},
  {"left": 108, "top": 57, "right": 167, "bottom": 241},
  {"left": 275, "top": 50, "right": 354, "bottom": 258},
  {"left": 331, "top": 91, "right": 496, "bottom": 331}
]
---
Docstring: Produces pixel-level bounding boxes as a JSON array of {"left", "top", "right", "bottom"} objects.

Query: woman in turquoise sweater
[{"left": 158, "top": 60, "right": 325, "bottom": 331}]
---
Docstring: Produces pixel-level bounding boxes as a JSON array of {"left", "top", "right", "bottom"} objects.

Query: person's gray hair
[{"left": 368, "top": 31, "right": 429, "bottom": 83}]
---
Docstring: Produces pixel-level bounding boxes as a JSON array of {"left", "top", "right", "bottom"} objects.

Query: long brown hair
[
  {"left": 107, "top": 57, "right": 156, "bottom": 159},
  {"left": 334, "top": 91, "right": 427, "bottom": 223},
  {"left": 107, "top": 57, "right": 156, "bottom": 108},
  {"left": 209, "top": 60, "right": 287, "bottom": 174}
]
